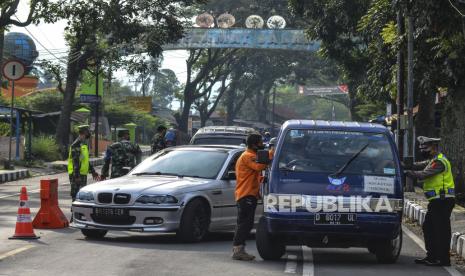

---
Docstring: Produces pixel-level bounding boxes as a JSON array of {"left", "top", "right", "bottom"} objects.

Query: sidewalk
[
  {"left": 404, "top": 188, "right": 465, "bottom": 263},
  {"left": 0, "top": 146, "right": 152, "bottom": 184}
]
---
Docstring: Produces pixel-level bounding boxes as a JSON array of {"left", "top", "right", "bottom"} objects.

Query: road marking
[
  {"left": 402, "top": 225, "right": 462, "bottom": 276},
  {"left": 0, "top": 245, "right": 35, "bottom": 261},
  {"left": 284, "top": 254, "right": 297, "bottom": 274},
  {"left": 302, "top": 246, "right": 314, "bottom": 276},
  {"left": 0, "top": 182, "right": 70, "bottom": 199}
]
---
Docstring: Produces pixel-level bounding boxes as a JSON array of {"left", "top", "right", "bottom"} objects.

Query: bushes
[
  {"left": 0, "top": 122, "right": 10, "bottom": 136},
  {"left": 31, "top": 135, "right": 61, "bottom": 161}
]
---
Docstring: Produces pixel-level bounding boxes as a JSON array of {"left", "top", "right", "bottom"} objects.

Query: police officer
[
  {"left": 68, "top": 125, "right": 99, "bottom": 201},
  {"left": 151, "top": 125, "right": 167, "bottom": 154},
  {"left": 101, "top": 129, "right": 142, "bottom": 179},
  {"left": 405, "top": 136, "right": 455, "bottom": 266}
]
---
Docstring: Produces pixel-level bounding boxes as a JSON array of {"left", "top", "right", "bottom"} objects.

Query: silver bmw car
[{"left": 71, "top": 145, "right": 261, "bottom": 242}]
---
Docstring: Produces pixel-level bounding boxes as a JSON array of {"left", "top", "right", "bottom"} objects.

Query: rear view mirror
[
  {"left": 227, "top": 171, "right": 236, "bottom": 180},
  {"left": 257, "top": 150, "right": 271, "bottom": 164}
]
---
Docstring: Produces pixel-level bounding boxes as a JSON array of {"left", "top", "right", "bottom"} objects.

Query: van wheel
[
  {"left": 81, "top": 229, "right": 107, "bottom": 239},
  {"left": 374, "top": 231, "right": 402, "bottom": 264},
  {"left": 256, "top": 217, "right": 285, "bottom": 260},
  {"left": 177, "top": 199, "right": 210, "bottom": 242}
]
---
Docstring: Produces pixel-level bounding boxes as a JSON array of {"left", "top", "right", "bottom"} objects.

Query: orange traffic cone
[{"left": 9, "top": 186, "right": 40, "bottom": 239}]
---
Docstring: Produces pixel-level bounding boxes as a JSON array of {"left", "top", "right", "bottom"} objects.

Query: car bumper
[
  {"left": 71, "top": 203, "right": 183, "bottom": 232},
  {"left": 263, "top": 212, "right": 402, "bottom": 243}
]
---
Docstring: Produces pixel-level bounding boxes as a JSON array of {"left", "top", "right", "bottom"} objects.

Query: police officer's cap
[
  {"left": 77, "top": 125, "right": 90, "bottom": 134},
  {"left": 118, "top": 128, "right": 130, "bottom": 138},
  {"left": 269, "top": 137, "right": 277, "bottom": 146},
  {"left": 417, "top": 136, "right": 441, "bottom": 145}
]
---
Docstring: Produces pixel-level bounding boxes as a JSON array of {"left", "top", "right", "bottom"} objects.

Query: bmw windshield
[
  {"left": 278, "top": 129, "right": 397, "bottom": 176},
  {"left": 131, "top": 150, "right": 228, "bottom": 179}
]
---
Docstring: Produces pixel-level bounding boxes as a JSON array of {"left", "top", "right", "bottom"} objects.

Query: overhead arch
[{"left": 163, "top": 28, "right": 320, "bottom": 52}]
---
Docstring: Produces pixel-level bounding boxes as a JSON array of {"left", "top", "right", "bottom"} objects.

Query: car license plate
[
  {"left": 93, "top": 207, "right": 126, "bottom": 216},
  {"left": 314, "top": 213, "right": 357, "bottom": 225}
]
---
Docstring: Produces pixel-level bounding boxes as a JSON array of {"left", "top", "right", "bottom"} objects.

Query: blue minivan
[{"left": 257, "top": 120, "right": 404, "bottom": 263}]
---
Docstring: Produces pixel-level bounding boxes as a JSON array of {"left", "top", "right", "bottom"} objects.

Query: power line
[{"left": 448, "top": 0, "right": 465, "bottom": 17}]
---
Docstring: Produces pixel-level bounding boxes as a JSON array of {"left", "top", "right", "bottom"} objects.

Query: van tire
[
  {"left": 256, "top": 217, "right": 285, "bottom": 260},
  {"left": 374, "top": 231, "right": 402, "bottom": 264}
]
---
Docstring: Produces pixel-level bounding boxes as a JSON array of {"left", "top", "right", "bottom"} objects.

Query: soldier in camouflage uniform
[
  {"left": 151, "top": 125, "right": 167, "bottom": 154},
  {"left": 101, "top": 129, "right": 142, "bottom": 179},
  {"left": 68, "top": 125, "right": 99, "bottom": 201}
]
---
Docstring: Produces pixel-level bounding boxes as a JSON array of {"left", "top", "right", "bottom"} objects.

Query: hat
[
  {"left": 118, "top": 128, "right": 130, "bottom": 138},
  {"left": 77, "top": 125, "right": 90, "bottom": 134},
  {"left": 417, "top": 136, "right": 441, "bottom": 145},
  {"left": 269, "top": 137, "right": 277, "bottom": 146}
]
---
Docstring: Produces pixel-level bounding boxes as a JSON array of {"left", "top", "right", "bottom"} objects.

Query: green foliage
[
  {"left": 31, "top": 135, "right": 61, "bottom": 161},
  {"left": 0, "top": 122, "right": 10, "bottom": 136},
  {"left": 105, "top": 103, "right": 135, "bottom": 127},
  {"left": 354, "top": 102, "right": 385, "bottom": 122},
  {"left": 17, "top": 91, "right": 64, "bottom": 112}
]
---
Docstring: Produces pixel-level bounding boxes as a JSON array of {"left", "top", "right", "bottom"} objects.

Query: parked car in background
[
  {"left": 256, "top": 120, "right": 404, "bottom": 263},
  {"left": 71, "top": 145, "right": 252, "bottom": 242},
  {"left": 190, "top": 126, "right": 257, "bottom": 146}
]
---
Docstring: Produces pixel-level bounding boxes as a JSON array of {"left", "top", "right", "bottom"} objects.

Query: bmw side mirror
[
  {"left": 227, "top": 171, "right": 236, "bottom": 180},
  {"left": 257, "top": 150, "right": 271, "bottom": 164}
]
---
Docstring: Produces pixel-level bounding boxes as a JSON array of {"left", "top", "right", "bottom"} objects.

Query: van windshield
[{"left": 278, "top": 130, "right": 397, "bottom": 176}]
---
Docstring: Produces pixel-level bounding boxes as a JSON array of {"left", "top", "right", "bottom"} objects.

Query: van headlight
[
  {"left": 76, "top": 191, "right": 94, "bottom": 202},
  {"left": 135, "top": 195, "right": 178, "bottom": 204}
]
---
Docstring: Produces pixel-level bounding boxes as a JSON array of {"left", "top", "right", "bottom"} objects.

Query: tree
[
  {"left": 39, "top": 0, "right": 202, "bottom": 154},
  {"left": 151, "top": 69, "right": 180, "bottom": 108},
  {"left": 0, "top": 0, "right": 46, "bottom": 91}
]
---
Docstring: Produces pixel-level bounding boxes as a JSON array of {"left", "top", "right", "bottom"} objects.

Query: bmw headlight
[
  {"left": 76, "top": 191, "right": 94, "bottom": 202},
  {"left": 135, "top": 195, "right": 178, "bottom": 204}
]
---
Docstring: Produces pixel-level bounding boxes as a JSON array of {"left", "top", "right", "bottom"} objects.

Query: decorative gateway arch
[{"left": 163, "top": 28, "right": 320, "bottom": 52}]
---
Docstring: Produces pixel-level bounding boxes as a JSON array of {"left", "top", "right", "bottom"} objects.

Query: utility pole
[
  {"left": 94, "top": 62, "right": 100, "bottom": 157},
  {"left": 271, "top": 86, "right": 276, "bottom": 136},
  {"left": 396, "top": 8, "right": 405, "bottom": 160},
  {"left": 405, "top": 13, "right": 415, "bottom": 192}
]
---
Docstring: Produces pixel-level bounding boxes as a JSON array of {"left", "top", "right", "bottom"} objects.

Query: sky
[{"left": 9, "top": 1, "right": 189, "bottom": 89}]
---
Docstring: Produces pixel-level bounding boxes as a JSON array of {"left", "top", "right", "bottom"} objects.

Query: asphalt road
[{"left": 0, "top": 172, "right": 461, "bottom": 276}]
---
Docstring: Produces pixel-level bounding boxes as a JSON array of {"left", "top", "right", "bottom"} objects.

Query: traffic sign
[
  {"left": 80, "top": 94, "right": 101, "bottom": 103},
  {"left": 2, "top": 60, "right": 25, "bottom": 81}
]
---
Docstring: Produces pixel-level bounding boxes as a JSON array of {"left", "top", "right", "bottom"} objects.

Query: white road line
[
  {"left": 0, "top": 245, "right": 35, "bottom": 261},
  {"left": 284, "top": 254, "right": 298, "bottom": 274},
  {"left": 302, "top": 246, "right": 314, "bottom": 276},
  {"left": 402, "top": 225, "right": 462, "bottom": 276},
  {"left": 0, "top": 182, "right": 70, "bottom": 199}
]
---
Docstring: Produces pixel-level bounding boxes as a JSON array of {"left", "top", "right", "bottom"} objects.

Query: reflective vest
[
  {"left": 68, "top": 143, "right": 90, "bottom": 175},
  {"left": 423, "top": 153, "right": 455, "bottom": 201}
]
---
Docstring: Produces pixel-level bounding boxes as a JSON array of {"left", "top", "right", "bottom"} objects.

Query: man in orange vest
[{"left": 232, "top": 133, "right": 268, "bottom": 261}]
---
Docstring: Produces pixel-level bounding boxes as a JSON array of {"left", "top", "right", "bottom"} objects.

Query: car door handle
[{"left": 211, "top": 190, "right": 223, "bottom": 195}]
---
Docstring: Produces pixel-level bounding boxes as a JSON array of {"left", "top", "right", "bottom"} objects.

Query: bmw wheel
[{"left": 177, "top": 199, "right": 210, "bottom": 242}]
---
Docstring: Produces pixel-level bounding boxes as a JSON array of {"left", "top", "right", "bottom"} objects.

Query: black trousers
[
  {"left": 423, "top": 197, "right": 455, "bottom": 263},
  {"left": 70, "top": 175, "right": 88, "bottom": 201},
  {"left": 233, "top": 196, "right": 257, "bottom": 246}
]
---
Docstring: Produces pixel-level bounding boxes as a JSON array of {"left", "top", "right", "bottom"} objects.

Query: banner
[
  {"left": 298, "top": 85, "right": 349, "bottom": 96},
  {"left": 164, "top": 29, "right": 320, "bottom": 52},
  {"left": 79, "top": 71, "right": 104, "bottom": 96}
]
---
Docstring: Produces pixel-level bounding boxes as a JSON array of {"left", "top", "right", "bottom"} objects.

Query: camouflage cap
[{"left": 118, "top": 128, "right": 130, "bottom": 138}]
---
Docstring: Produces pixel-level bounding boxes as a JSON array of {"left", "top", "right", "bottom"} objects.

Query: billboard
[
  {"left": 127, "top": 96, "right": 152, "bottom": 113},
  {"left": 164, "top": 29, "right": 320, "bottom": 52}
]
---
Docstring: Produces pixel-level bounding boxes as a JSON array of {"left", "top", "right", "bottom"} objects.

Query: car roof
[
  {"left": 282, "top": 120, "right": 388, "bottom": 133},
  {"left": 166, "top": 144, "right": 244, "bottom": 153},
  {"left": 194, "top": 126, "right": 257, "bottom": 135}
]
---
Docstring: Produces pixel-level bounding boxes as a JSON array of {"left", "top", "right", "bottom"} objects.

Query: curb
[
  {"left": 0, "top": 169, "right": 29, "bottom": 183},
  {"left": 404, "top": 199, "right": 465, "bottom": 260}
]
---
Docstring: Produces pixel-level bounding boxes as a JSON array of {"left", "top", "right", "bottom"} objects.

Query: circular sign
[
  {"left": 217, "top": 13, "right": 236, "bottom": 28},
  {"left": 2, "top": 60, "right": 25, "bottom": 81},
  {"left": 267, "top": 15, "right": 287, "bottom": 29},
  {"left": 245, "top": 15, "right": 264, "bottom": 29},
  {"left": 196, "top": 13, "right": 214, "bottom": 28}
]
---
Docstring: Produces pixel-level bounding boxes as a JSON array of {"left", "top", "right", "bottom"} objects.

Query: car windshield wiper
[
  {"left": 132, "top": 172, "right": 181, "bottom": 177},
  {"left": 330, "top": 143, "right": 370, "bottom": 178}
]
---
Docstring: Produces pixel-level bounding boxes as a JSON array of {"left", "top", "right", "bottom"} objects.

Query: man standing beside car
[
  {"left": 404, "top": 136, "right": 455, "bottom": 267},
  {"left": 232, "top": 133, "right": 268, "bottom": 261},
  {"left": 101, "top": 129, "right": 142, "bottom": 180},
  {"left": 68, "top": 125, "right": 99, "bottom": 201}
]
